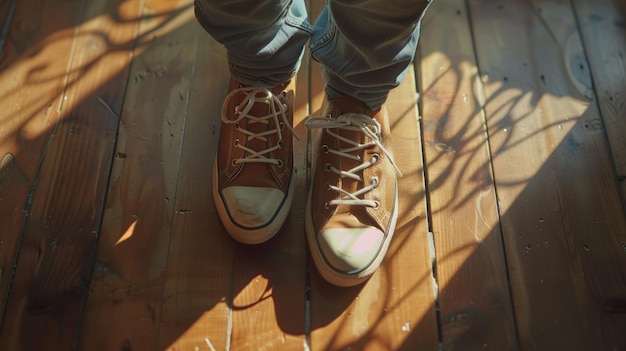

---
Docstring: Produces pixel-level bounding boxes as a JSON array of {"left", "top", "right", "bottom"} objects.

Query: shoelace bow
[
  {"left": 222, "top": 86, "right": 298, "bottom": 166},
  {"left": 306, "top": 113, "right": 402, "bottom": 209}
]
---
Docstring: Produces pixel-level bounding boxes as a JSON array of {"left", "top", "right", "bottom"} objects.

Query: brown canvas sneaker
[
  {"left": 305, "top": 96, "right": 401, "bottom": 287},
  {"left": 213, "top": 78, "right": 296, "bottom": 244}
]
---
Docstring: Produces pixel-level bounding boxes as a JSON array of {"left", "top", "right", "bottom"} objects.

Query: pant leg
[
  {"left": 311, "top": 0, "right": 433, "bottom": 110},
  {"left": 195, "top": 0, "right": 313, "bottom": 87}
]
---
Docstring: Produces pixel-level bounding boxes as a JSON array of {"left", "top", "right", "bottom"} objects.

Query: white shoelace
[
  {"left": 222, "top": 86, "right": 298, "bottom": 166},
  {"left": 305, "top": 113, "right": 401, "bottom": 208}
]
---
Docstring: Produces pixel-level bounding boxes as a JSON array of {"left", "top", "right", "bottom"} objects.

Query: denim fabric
[
  {"left": 194, "top": 0, "right": 313, "bottom": 87},
  {"left": 195, "top": 0, "right": 431, "bottom": 110}
]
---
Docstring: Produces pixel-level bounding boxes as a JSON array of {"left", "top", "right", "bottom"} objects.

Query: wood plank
[
  {"left": 158, "top": 21, "right": 311, "bottom": 351},
  {"left": 155, "top": 24, "right": 235, "bottom": 351},
  {"left": 417, "top": 0, "right": 518, "bottom": 349},
  {"left": 307, "top": 0, "right": 439, "bottom": 343},
  {"left": 79, "top": 1, "right": 197, "bottom": 349},
  {"left": 0, "top": 0, "right": 143, "bottom": 348},
  {"left": 228, "top": 52, "right": 310, "bottom": 351},
  {"left": 468, "top": 0, "right": 626, "bottom": 349},
  {"left": 0, "top": 0, "right": 83, "bottom": 320},
  {"left": 573, "top": 0, "right": 626, "bottom": 202},
  {"left": 309, "top": 65, "right": 439, "bottom": 351}
]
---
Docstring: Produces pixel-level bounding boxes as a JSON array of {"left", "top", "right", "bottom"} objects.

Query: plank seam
[
  {"left": 413, "top": 59, "right": 443, "bottom": 351},
  {"left": 0, "top": 0, "right": 88, "bottom": 333},
  {"left": 570, "top": 0, "right": 626, "bottom": 215},
  {"left": 463, "top": 0, "right": 522, "bottom": 347}
]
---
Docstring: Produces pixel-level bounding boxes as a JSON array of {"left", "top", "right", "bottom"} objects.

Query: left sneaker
[
  {"left": 305, "top": 96, "right": 401, "bottom": 287},
  {"left": 213, "top": 78, "right": 296, "bottom": 244}
]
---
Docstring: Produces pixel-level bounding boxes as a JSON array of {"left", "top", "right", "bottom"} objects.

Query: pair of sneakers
[{"left": 213, "top": 78, "right": 400, "bottom": 287}]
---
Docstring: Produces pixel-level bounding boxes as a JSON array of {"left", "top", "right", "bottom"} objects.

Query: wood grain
[
  {"left": 306, "top": 3, "right": 440, "bottom": 342},
  {"left": 418, "top": 0, "right": 517, "bottom": 349},
  {"left": 573, "top": 0, "right": 626, "bottom": 203},
  {"left": 228, "top": 31, "right": 310, "bottom": 351},
  {"left": 79, "top": 1, "right": 197, "bottom": 350},
  {"left": 0, "top": 0, "right": 143, "bottom": 349},
  {"left": 469, "top": 0, "right": 626, "bottom": 349},
  {"left": 1, "top": 0, "right": 626, "bottom": 349},
  {"left": 153, "top": 22, "right": 233, "bottom": 351},
  {"left": 308, "top": 66, "right": 439, "bottom": 351},
  {"left": 305, "top": 1, "right": 438, "bottom": 349},
  {"left": 0, "top": 0, "right": 83, "bottom": 321}
]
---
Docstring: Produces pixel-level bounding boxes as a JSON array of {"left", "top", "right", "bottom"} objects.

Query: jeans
[{"left": 194, "top": 0, "right": 431, "bottom": 110}]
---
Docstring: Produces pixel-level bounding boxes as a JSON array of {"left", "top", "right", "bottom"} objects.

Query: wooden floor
[{"left": 1, "top": 0, "right": 625, "bottom": 349}]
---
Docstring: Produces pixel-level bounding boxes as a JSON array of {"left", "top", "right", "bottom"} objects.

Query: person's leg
[
  {"left": 195, "top": 0, "right": 311, "bottom": 244},
  {"left": 195, "top": 0, "right": 312, "bottom": 87},
  {"left": 306, "top": 0, "right": 432, "bottom": 286},
  {"left": 311, "top": 0, "right": 431, "bottom": 110}
]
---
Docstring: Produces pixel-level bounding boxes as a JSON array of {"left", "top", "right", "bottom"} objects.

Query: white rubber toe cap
[
  {"left": 318, "top": 227, "right": 384, "bottom": 273},
  {"left": 221, "top": 186, "right": 286, "bottom": 228}
]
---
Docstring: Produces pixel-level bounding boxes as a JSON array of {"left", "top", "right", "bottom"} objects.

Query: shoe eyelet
[
  {"left": 277, "top": 140, "right": 284, "bottom": 149},
  {"left": 325, "top": 182, "right": 331, "bottom": 190},
  {"left": 279, "top": 122, "right": 285, "bottom": 130},
  {"left": 372, "top": 154, "right": 380, "bottom": 163},
  {"left": 234, "top": 138, "right": 240, "bottom": 146},
  {"left": 321, "top": 144, "right": 329, "bottom": 154},
  {"left": 235, "top": 123, "right": 240, "bottom": 129},
  {"left": 324, "top": 163, "right": 332, "bottom": 172},
  {"left": 372, "top": 201, "right": 381, "bottom": 210},
  {"left": 231, "top": 159, "right": 238, "bottom": 166},
  {"left": 371, "top": 176, "right": 379, "bottom": 187},
  {"left": 276, "top": 159, "right": 284, "bottom": 168},
  {"left": 324, "top": 201, "right": 331, "bottom": 209}
]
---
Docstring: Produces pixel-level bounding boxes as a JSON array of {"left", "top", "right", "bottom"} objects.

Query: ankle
[
  {"left": 230, "top": 77, "right": 291, "bottom": 96},
  {"left": 326, "top": 95, "right": 379, "bottom": 118}
]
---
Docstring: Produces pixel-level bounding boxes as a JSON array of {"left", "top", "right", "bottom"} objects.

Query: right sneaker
[
  {"left": 305, "top": 96, "right": 401, "bottom": 287},
  {"left": 213, "top": 78, "right": 296, "bottom": 244}
]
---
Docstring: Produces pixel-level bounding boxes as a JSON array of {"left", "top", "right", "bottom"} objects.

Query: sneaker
[
  {"left": 305, "top": 96, "right": 401, "bottom": 286},
  {"left": 213, "top": 78, "right": 296, "bottom": 244}
]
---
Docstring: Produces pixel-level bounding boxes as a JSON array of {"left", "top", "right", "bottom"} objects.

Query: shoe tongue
[
  {"left": 330, "top": 99, "right": 381, "bottom": 227},
  {"left": 333, "top": 196, "right": 379, "bottom": 230},
  {"left": 322, "top": 96, "right": 383, "bottom": 230},
  {"left": 328, "top": 96, "right": 374, "bottom": 117},
  {"left": 230, "top": 88, "right": 278, "bottom": 187},
  {"left": 335, "top": 127, "right": 369, "bottom": 213},
  {"left": 244, "top": 94, "right": 274, "bottom": 151}
]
